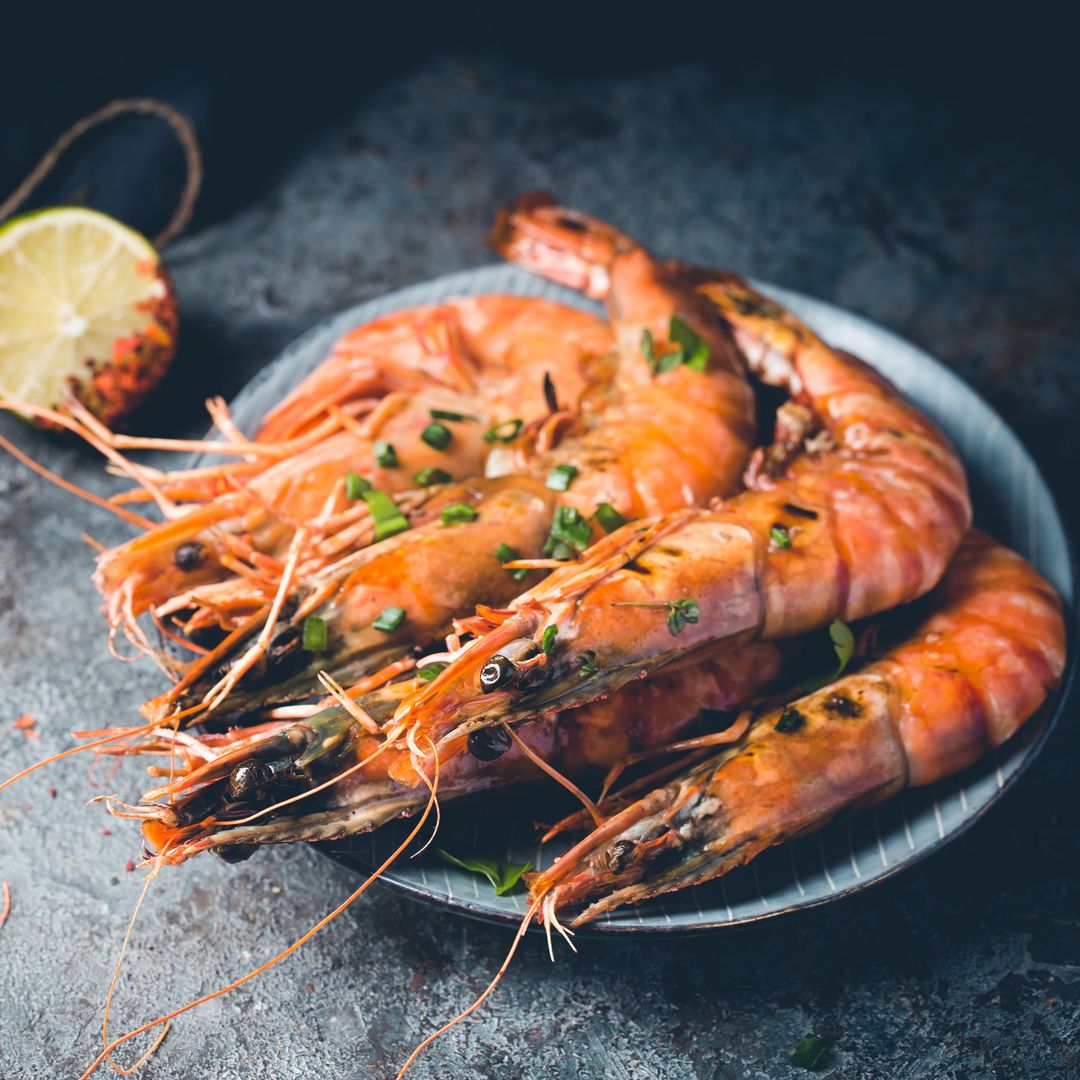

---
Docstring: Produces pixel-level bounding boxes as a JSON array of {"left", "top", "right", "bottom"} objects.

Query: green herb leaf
[
  {"left": 345, "top": 470, "right": 372, "bottom": 500},
  {"left": 420, "top": 422, "right": 452, "bottom": 451},
  {"left": 769, "top": 524, "right": 792, "bottom": 550},
  {"left": 436, "top": 849, "right": 532, "bottom": 895},
  {"left": 830, "top": 619, "right": 855, "bottom": 675},
  {"left": 301, "top": 616, "right": 327, "bottom": 652},
  {"left": 798, "top": 619, "right": 856, "bottom": 695},
  {"left": 592, "top": 502, "right": 629, "bottom": 533},
  {"left": 541, "top": 624, "right": 557, "bottom": 655},
  {"left": 789, "top": 1033, "right": 830, "bottom": 1070},
  {"left": 429, "top": 408, "right": 477, "bottom": 423},
  {"left": 494, "top": 541, "right": 528, "bottom": 582},
  {"left": 545, "top": 463, "right": 578, "bottom": 492},
  {"left": 441, "top": 502, "right": 479, "bottom": 525},
  {"left": 360, "top": 489, "right": 410, "bottom": 541},
  {"left": 413, "top": 466, "right": 452, "bottom": 487},
  {"left": 483, "top": 418, "right": 524, "bottom": 444},
  {"left": 374, "top": 440, "right": 398, "bottom": 468},
  {"left": 577, "top": 650, "right": 599, "bottom": 679},
  {"left": 372, "top": 606, "right": 406, "bottom": 633},
  {"left": 667, "top": 598, "right": 701, "bottom": 636},
  {"left": 775, "top": 706, "right": 804, "bottom": 734},
  {"left": 668, "top": 316, "right": 710, "bottom": 372},
  {"left": 417, "top": 662, "right": 448, "bottom": 682},
  {"left": 544, "top": 505, "right": 592, "bottom": 555},
  {"left": 611, "top": 597, "right": 702, "bottom": 635}
]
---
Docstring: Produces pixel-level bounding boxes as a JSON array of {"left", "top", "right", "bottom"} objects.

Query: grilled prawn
[
  {"left": 145, "top": 216, "right": 756, "bottom": 723},
  {"left": 88, "top": 296, "right": 613, "bottom": 649},
  {"left": 389, "top": 205, "right": 970, "bottom": 781},
  {"left": 529, "top": 530, "right": 1065, "bottom": 923},
  {"left": 124, "top": 641, "right": 785, "bottom": 863}
]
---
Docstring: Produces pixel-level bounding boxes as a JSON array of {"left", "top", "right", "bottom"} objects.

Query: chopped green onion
[
  {"left": 442, "top": 502, "right": 478, "bottom": 525},
  {"left": 668, "top": 316, "right": 710, "bottom": 372},
  {"left": 418, "top": 662, "right": 448, "bottom": 682},
  {"left": 494, "top": 542, "right": 528, "bottom": 582},
  {"left": 543, "top": 505, "right": 592, "bottom": 557},
  {"left": 413, "top": 467, "right": 452, "bottom": 487},
  {"left": 789, "top": 1034, "right": 829, "bottom": 1070},
  {"left": 775, "top": 706, "right": 804, "bottom": 734},
  {"left": 640, "top": 317, "right": 711, "bottom": 374},
  {"left": 436, "top": 849, "right": 531, "bottom": 895},
  {"left": 592, "top": 502, "right": 629, "bottom": 533},
  {"left": 429, "top": 408, "right": 477, "bottom": 423},
  {"left": 769, "top": 524, "right": 792, "bottom": 550},
  {"left": 372, "top": 606, "right": 406, "bottom": 633},
  {"left": 345, "top": 470, "right": 372, "bottom": 500},
  {"left": 541, "top": 625, "right": 557, "bottom": 655},
  {"left": 360, "top": 489, "right": 410, "bottom": 541},
  {"left": 374, "top": 440, "right": 398, "bottom": 468},
  {"left": 301, "top": 616, "right": 327, "bottom": 652},
  {"left": 420, "top": 422, "right": 452, "bottom": 451},
  {"left": 577, "top": 650, "right": 599, "bottom": 679},
  {"left": 483, "top": 418, "right": 524, "bottom": 444},
  {"left": 545, "top": 463, "right": 578, "bottom": 492}
]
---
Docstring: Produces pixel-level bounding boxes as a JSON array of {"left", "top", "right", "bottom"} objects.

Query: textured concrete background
[{"left": 1, "top": 52, "right": 1079, "bottom": 1079}]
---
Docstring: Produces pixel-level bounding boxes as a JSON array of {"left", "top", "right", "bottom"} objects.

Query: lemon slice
[{"left": 0, "top": 206, "right": 178, "bottom": 426}]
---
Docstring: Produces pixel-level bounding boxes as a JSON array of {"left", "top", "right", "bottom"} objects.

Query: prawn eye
[
  {"left": 215, "top": 843, "right": 257, "bottom": 864},
  {"left": 467, "top": 726, "right": 513, "bottom": 761},
  {"left": 605, "top": 839, "right": 636, "bottom": 874},
  {"left": 174, "top": 541, "right": 205, "bottom": 571},
  {"left": 479, "top": 655, "right": 516, "bottom": 692},
  {"left": 228, "top": 759, "right": 275, "bottom": 801}
]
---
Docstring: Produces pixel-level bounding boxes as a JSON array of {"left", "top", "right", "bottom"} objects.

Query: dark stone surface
[{"left": 1, "top": 43, "right": 1079, "bottom": 1080}]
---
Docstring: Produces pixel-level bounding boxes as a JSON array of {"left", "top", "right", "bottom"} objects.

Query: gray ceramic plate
[{"left": 222, "top": 264, "right": 1075, "bottom": 933}]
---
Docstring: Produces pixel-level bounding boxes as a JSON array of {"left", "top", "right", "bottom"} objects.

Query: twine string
[{"left": 0, "top": 97, "right": 203, "bottom": 247}]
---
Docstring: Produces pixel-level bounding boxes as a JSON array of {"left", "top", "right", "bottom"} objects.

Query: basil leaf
[
  {"left": 798, "top": 619, "right": 856, "bottom": 694},
  {"left": 830, "top": 619, "right": 855, "bottom": 675},
  {"left": 789, "top": 1033, "right": 830, "bottom": 1070},
  {"left": 436, "top": 849, "right": 532, "bottom": 895}
]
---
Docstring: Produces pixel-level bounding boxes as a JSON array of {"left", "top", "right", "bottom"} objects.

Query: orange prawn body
[
  {"left": 390, "top": 267, "right": 971, "bottom": 780},
  {"left": 92, "top": 296, "right": 614, "bottom": 647},
  {"left": 532, "top": 530, "right": 1066, "bottom": 923}
]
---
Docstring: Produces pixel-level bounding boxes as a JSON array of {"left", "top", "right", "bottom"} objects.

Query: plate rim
[{"left": 212, "top": 265, "right": 1078, "bottom": 935}]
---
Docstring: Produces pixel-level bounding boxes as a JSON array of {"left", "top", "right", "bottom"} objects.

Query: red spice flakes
[
  {"left": 13, "top": 714, "right": 39, "bottom": 740},
  {"left": 124, "top": 859, "right": 135, "bottom": 873},
  {"left": 48, "top": 787, "right": 57, "bottom": 799},
  {"left": 102, "top": 828, "right": 112, "bottom": 837}
]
